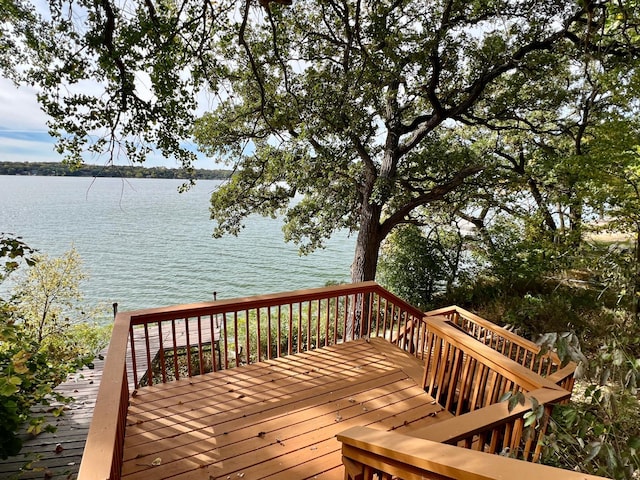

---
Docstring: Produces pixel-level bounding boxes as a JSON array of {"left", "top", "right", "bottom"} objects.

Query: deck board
[
  {"left": 0, "top": 352, "right": 106, "bottom": 480},
  {"left": 122, "top": 338, "right": 450, "bottom": 480}
]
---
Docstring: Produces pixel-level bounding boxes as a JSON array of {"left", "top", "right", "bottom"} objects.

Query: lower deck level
[{"left": 122, "top": 338, "right": 451, "bottom": 480}]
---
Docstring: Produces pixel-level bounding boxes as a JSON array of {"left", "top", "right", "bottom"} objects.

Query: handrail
[
  {"left": 423, "top": 315, "right": 562, "bottom": 417},
  {"left": 338, "top": 426, "right": 609, "bottom": 480},
  {"left": 77, "top": 282, "right": 423, "bottom": 480},
  {"left": 411, "top": 387, "right": 570, "bottom": 462},
  {"left": 77, "top": 311, "right": 131, "bottom": 480},
  {"left": 426, "top": 305, "right": 573, "bottom": 377},
  {"left": 426, "top": 305, "right": 540, "bottom": 354}
]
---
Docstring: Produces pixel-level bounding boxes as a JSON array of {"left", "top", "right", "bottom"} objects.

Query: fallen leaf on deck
[{"left": 151, "top": 457, "right": 162, "bottom": 466}]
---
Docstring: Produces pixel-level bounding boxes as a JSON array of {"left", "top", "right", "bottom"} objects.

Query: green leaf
[
  {"left": 628, "top": 436, "right": 640, "bottom": 451},
  {"left": 8, "top": 376, "right": 22, "bottom": 386},
  {"left": 524, "top": 411, "right": 537, "bottom": 428},
  {"left": 584, "top": 441, "right": 602, "bottom": 463},
  {"left": 499, "top": 391, "right": 513, "bottom": 403},
  {"left": 0, "top": 379, "right": 19, "bottom": 396}
]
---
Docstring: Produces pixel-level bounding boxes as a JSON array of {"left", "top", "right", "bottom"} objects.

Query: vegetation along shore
[{"left": 0, "top": 161, "right": 231, "bottom": 180}]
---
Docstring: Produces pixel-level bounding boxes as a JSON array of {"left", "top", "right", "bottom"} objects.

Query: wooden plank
[
  {"left": 120, "top": 340, "right": 445, "bottom": 480},
  {"left": 124, "top": 343, "right": 403, "bottom": 442},
  {"left": 338, "top": 426, "right": 609, "bottom": 480},
  {"left": 123, "top": 370, "right": 414, "bottom": 453},
  {"left": 0, "top": 350, "right": 106, "bottom": 480}
]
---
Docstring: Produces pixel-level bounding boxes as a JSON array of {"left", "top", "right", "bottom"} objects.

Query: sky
[
  {"left": 0, "top": 78, "right": 61, "bottom": 164},
  {"left": 0, "top": 77, "right": 221, "bottom": 169}
]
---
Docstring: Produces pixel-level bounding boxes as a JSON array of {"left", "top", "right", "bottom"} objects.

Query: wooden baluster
[
  {"left": 374, "top": 294, "right": 381, "bottom": 338},
  {"left": 288, "top": 303, "right": 294, "bottom": 355},
  {"left": 510, "top": 417, "right": 525, "bottom": 457},
  {"left": 209, "top": 314, "right": 220, "bottom": 372},
  {"left": 435, "top": 341, "right": 452, "bottom": 405},
  {"left": 381, "top": 297, "right": 389, "bottom": 341},
  {"left": 533, "top": 405, "right": 554, "bottom": 462},
  {"left": 394, "top": 304, "right": 401, "bottom": 345},
  {"left": 306, "top": 301, "right": 312, "bottom": 351},
  {"left": 364, "top": 292, "right": 372, "bottom": 338},
  {"left": 427, "top": 336, "right": 443, "bottom": 394},
  {"left": 267, "top": 306, "right": 272, "bottom": 360},
  {"left": 197, "top": 315, "right": 204, "bottom": 375},
  {"left": 469, "top": 362, "right": 486, "bottom": 411},
  {"left": 129, "top": 325, "right": 138, "bottom": 388},
  {"left": 333, "top": 296, "right": 339, "bottom": 344},
  {"left": 234, "top": 311, "right": 240, "bottom": 367},
  {"left": 316, "top": 299, "right": 321, "bottom": 349},
  {"left": 222, "top": 312, "right": 229, "bottom": 369},
  {"left": 277, "top": 305, "right": 282, "bottom": 357},
  {"left": 297, "top": 302, "right": 303, "bottom": 353},
  {"left": 444, "top": 348, "right": 463, "bottom": 412},
  {"left": 244, "top": 309, "right": 250, "bottom": 364},
  {"left": 476, "top": 432, "right": 487, "bottom": 451},
  {"left": 184, "top": 317, "right": 192, "bottom": 377},
  {"left": 157, "top": 321, "right": 167, "bottom": 383},
  {"left": 502, "top": 422, "right": 513, "bottom": 455},
  {"left": 489, "top": 427, "right": 501, "bottom": 454},
  {"left": 421, "top": 331, "right": 434, "bottom": 390},
  {"left": 143, "top": 323, "right": 152, "bottom": 386},
  {"left": 457, "top": 357, "right": 477, "bottom": 416},
  {"left": 256, "top": 308, "right": 262, "bottom": 361},
  {"left": 170, "top": 319, "right": 179, "bottom": 380},
  {"left": 324, "top": 299, "right": 330, "bottom": 347}
]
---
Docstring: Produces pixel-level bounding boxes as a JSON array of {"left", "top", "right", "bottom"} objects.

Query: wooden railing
[
  {"left": 418, "top": 314, "right": 576, "bottom": 462},
  {"left": 79, "top": 283, "right": 580, "bottom": 480},
  {"left": 426, "top": 305, "right": 571, "bottom": 378},
  {"left": 78, "top": 282, "right": 423, "bottom": 479},
  {"left": 411, "top": 387, "right": 569, "bottom": 462},
  {"left": 422, "top": 315, "right": 569, "bottom": 415},
  {"left": 126, "top": 282, "right": 424, "bottom": 387},
  {"left": 338, "top": 426, "right": 608, "bottom": 480},
  {"left": 426, "top": 306, "right": 576, "bottom": 395}
]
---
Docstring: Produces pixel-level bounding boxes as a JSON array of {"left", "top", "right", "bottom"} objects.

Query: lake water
[{"left": 0, "top": 176, "right": 356, "bottom": 314}]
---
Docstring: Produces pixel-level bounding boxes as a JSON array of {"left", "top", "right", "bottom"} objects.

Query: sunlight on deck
[{"left": 122, "top": 338, "right": 450, "bottom": 480}]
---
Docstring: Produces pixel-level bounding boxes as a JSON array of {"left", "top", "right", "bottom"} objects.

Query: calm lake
[{"left": 0, "top": 176, "right": 356, "bottom": 314}]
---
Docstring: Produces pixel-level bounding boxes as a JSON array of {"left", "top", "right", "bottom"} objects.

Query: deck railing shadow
[{"left": 77, "top": 282, "right": 588, "bottom": 480}]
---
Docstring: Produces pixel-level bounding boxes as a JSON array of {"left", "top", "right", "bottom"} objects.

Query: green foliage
[
  {"left": 377, "top": 224, "right": 464, "bottom": 310},
  {"left": 546, "top": 360, "right": 640, "bottom": 479},
  {"left": 0, "top": 315, "right": 68, "bottom": 459},
  {"left": 0, "top": 233, "right": 35, "bottom": 283},
  {"left": 13, "top": 248, "right": 111, "bottom": 361},
  {"left": 0, "top": 238, "right": 110, "bottom": 459}
]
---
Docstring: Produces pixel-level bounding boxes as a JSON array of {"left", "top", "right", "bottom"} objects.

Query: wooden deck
[
  {"left": 0, "top": 353, "right": 106, "bottom": 480},
  {"left": 121, "top": 338, "right": 451, "bottom": 480}
]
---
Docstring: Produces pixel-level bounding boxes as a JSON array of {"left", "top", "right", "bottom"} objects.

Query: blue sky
[{"left": 0, "top": 77, "right": 222, "bottom": 169}]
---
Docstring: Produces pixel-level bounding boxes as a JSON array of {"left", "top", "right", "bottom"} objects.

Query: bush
[{"left": 0, "top": 236, "right": 110, "bottom": 458}]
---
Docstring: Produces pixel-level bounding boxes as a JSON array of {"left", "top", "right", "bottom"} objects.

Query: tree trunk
[
  {"left": 347, "top": 201, "right": 383, "bottom": 339},
  {"left": 351, "top": 221, "right": 382, "bottom": 283},
  {"left": 527, "top": 177, "right": 557, "bottom": 234}
]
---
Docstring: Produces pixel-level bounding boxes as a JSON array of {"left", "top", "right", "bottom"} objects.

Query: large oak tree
[
  {"left": 3, "top": 0, "right": 638, "bottom": 284},
  {"left": 194, "top": 1, "right": 637, "bottom": 283}
]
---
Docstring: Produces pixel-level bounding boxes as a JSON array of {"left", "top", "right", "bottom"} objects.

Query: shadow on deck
[{"left": 122, "top": 338, "right": 450, "bottom": 480}]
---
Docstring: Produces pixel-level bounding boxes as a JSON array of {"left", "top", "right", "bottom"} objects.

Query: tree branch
[{"left": 380, "top": 165, "right": 484, "bottom": 238}]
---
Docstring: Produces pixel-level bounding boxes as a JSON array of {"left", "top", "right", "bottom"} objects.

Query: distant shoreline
[{"left": 0, "top": 161, "right": 232, "bottom": 180}]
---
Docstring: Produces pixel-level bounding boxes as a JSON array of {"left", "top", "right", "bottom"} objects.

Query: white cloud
[
  {"left": 0, "top": 78, "right": 224, "bottom": 168},
  {"left": 0, "top": 79, "right": 49, "bottom": 132}
]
